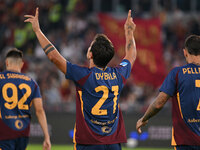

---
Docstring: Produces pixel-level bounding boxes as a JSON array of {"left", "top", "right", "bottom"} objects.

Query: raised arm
[
  {"left": 123, "top": 10, "right": 137, "bottom": 68},
  {"left": 24, "top": 8, "right": 67, "bottom": 74},
  {"left": 33, "top": 98, "right": 51, "bottom": 150},
  {"left": 136, "top": 92, "right": 170, "bottom": 134}
]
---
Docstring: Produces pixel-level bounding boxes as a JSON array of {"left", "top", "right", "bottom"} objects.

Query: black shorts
[
  {"left": 74, "top": 143, "right": 121, "bottom": 150},
  {"left": 175, "top": 145, "right": 200, "bottom": 150},
  {"left": 0, "top": 137, "right": 29, "bottom": 150}
]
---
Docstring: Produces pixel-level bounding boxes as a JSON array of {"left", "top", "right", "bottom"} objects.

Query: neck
[
  {"left": 187, "top": 55, "right": 200, "bottom": 65},
  {"left": 88, "top": 59, "right": 106, "bottom": 70},
  {"left": 89, "top": 59, "right": 96, "bottom": 68},
  {"left": 6, "top": 67, "right": 21, "bottom": 73}
]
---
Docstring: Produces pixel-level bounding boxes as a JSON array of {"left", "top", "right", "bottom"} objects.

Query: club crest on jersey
[
  {"left": 120, "top": 62, "right": 128, "bottom": 67},
  {"left": 15, "top": 120, "right": 23, "bottom": 130},
  {"left": 101, "top": 126, "right": 112, "bottom": 133}
]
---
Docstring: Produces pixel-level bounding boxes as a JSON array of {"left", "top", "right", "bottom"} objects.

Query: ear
[
  {"left": 88, "top": 51, "right": 93, "bottom": 59},
  {"left": 183, "top": 48, "right": 188, "bottom": 58},
  {"left": 20, "top": 61, "right": 24, "bottom": 69},
  {"left": 5, "top": 59, "right": 8, "bottom": 67}
]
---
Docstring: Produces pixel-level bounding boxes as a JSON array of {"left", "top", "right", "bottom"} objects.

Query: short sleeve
[
  {"left": 32, "top": 81, "right": 42, "bottom": 98},
  {"left": 65, "top": 61, "right": 90, "bottom": 82},
  {"left": 115, "top": 59, "right": 131, "bottom": 79},
  {"left": 159, "top": 67, "right": 179, "bottom": 97}
]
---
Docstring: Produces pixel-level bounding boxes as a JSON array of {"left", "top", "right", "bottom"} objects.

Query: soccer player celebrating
[
  {"left": 136, "top": 35, "right": 200, "bottom": 149},
  {"left": 0, "top": 49, "right": 51, "bottom": 150},
  {"left": 25, "top": 8, "right": 136, "bottom": 150}
]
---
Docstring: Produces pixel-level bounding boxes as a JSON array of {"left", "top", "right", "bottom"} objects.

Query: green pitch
[{"left": 27, "top": 144, "right": 173, "bottom": 150}]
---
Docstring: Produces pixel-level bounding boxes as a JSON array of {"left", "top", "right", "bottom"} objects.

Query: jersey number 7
[{"left": 195, "top": 80, "right": 200, "bottom": 111}]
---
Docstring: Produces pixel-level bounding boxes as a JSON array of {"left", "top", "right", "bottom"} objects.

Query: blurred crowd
[{"left": 0, "top": 0, "right": 200, "bottom": 113}]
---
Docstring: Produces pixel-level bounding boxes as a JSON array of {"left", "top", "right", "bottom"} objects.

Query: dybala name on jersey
[{"left": 95, "top": 72, "right": 117, "bottom": 80}]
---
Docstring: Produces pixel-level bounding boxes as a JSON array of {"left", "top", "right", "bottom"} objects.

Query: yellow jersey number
[
  {"left": 91, "top": 85, "right": 119, "bottom": 115},
  {"left": 2, "top": 83, "right": 31, "bottom": 110},
  {"left": 195, "top": 80, "right": 200, "bottom": 111}
]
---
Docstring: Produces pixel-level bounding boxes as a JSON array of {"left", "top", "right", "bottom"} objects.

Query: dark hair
[
  {"left": 185, "top": 35, "right": 200, "bottom": 56},
  {"left": 90, "top": 34, "right": 114, "bottom": 68},
  {"left": 6, "top": 48, "right": 23, "bottom": 59}
]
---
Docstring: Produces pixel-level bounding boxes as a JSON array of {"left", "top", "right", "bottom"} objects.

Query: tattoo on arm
[
  {"left": 43, "top": 44, "right": 51, "bottom": 52},
  {"left": 127, "top": 26, "right": 133, "bottom": 36},
  {"left": 127, "top": 25, "right": 133, "bottom": 30},
  {"left": 142, "top": 93, "right": 169, "bottom": 122},
  {"left": 46, "top": 47, "right": 55, "bottom": 55},
  {"left": 43, "top": 44, "right": 55, "bottom": 55},
  {"left": 142, "top": 104, "right": 161, "bottom": 122},
  {"left": 127, "top": 39, "right": 133, "bottom": 50}
]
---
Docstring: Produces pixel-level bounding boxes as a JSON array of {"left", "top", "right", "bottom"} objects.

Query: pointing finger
[
  {"left": 35, "top": 7, "right": 39, "bottom": 18},
  {"left": 127, "top": 10, "right": 131, "bottom": 19}
]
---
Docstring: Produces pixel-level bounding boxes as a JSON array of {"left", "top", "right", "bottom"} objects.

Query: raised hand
[
  {"left": 124, "top": 10, "right": 136, "bottom": 33},
  {"left": 24, "top": 7, "right": 40, "bottom": 33}
]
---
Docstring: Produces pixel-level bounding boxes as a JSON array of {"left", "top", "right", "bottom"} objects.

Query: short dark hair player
[
  {"left": 136, "top": 35, "right": 200, "bottom": 150},
  {"left": 25, "top": 8, "right": 136, "bottom": 150}
]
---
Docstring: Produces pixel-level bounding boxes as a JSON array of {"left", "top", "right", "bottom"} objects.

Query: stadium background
[{"left": 0, "top": 0, "right": 200, "bottom": 149}]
